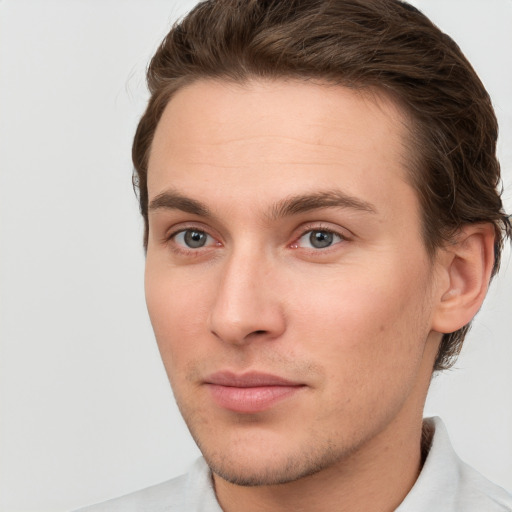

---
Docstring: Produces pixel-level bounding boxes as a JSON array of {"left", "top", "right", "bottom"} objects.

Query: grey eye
[
  {"left": 175, "top": 229, "right": 210, "bottom": 248},
  {"left": 297, "top": 230, "right": 343, "bottom": 249},
  {"left": 309, "top": 231, "right": 334, "bottom": 248}
]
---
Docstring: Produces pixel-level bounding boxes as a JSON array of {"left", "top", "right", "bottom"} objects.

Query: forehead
[{"left": 147, "top": 79, "right": 416, "bottom": 221}]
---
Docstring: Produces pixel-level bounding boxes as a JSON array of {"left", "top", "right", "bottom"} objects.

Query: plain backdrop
[{"left": 0, "top": 1, "right": 511, "bottom": 511}]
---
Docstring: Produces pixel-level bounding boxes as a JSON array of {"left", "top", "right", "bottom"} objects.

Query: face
[{"left": 145, "top": 79, "right": 443, "bottom": 486}]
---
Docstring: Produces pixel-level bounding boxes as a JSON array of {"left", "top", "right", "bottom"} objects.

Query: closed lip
[
  {"left": 204, "top": 371, "right": 304, "bottom": 388},
  {"left": 203, "top": 371, "right": 306, "bottom": 413}
]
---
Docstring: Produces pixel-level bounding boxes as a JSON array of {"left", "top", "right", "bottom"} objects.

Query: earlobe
[{"left": 432, "top": 223, "right": 495, "bottom": 334}]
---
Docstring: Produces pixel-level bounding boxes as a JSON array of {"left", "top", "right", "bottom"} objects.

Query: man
[{"left": 80, "top": 0, "right": 512, "bottom": 510}]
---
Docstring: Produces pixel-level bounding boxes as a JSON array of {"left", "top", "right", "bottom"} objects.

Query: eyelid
[
  {"left": 173, "top": 229, "right": 215, "bottom": 248},
  {"left": 163, "top": 223, "right": 223, "bottom": 254},
  {"left": 160, "top": 221, "right": 351, "bottom": 253},
  {"left": 164, "top": 222, "right": 219, "bottom": 242},
  {"left": 296, "top": 222, "right": 352, "bottom": 239},
  {"left": 289, "top": 223, "right": 352, "bottom": 249}
]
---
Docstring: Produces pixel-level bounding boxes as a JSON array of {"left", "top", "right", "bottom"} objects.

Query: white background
[{"left": 0, "top": 1, "right": 511, "bottom": 511}]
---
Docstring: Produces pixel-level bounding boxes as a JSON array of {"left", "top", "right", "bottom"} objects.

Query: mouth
[{"left": 204, "top": 371, "right": 306, "bottom": 414}]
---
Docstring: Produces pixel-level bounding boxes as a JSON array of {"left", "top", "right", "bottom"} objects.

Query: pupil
[
  {"left": 310, "top": 231, "right": 333, "bottom": 248},
  {"left": 185, "top": 230, "right": 206, "bottom": 248}
]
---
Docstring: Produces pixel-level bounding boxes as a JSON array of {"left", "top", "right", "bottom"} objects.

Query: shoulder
[
  {"left": 75, "top": 458, "right": 221, "bottom": 512},
  {"left": 75, "top": 475, "right": 188, "bottom": 512},
  {"left": 397, "top": 417, "right": 512, "bottom": 512},
  {"left": 455, "top": 455, "right": 512, "bottom": 511}
]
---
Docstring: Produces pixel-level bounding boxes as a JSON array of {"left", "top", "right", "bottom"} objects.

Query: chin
[
  {"left": 193, "top": 429, "right": 347, "bottom": 487},
  {"left": 206, "top": 453, "right": 334, "bottom": 487}
]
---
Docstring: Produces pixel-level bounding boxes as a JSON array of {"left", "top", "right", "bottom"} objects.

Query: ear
[{"left": 431, "top": 223, "right": 496, "bottom": 334}]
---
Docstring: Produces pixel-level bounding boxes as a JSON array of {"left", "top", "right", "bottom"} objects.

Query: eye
[
  {"left": 296, "top": 229, "right": 344, "bottom": 249},
  {"left": 173, "top": 229, "right": 215, "bottom": 249}
]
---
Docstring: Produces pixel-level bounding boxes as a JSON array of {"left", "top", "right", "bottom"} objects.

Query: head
[
  {"left": 134, "top": 0, "right": 510, "bottom": 372},
  {"left": 134, "top": 0, "right": 510, "bottom": 490}
]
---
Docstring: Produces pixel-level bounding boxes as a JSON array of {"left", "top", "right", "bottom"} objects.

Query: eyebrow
[
  {"left": 149, "top": 190, "right": 211, "bottom": 217},
  {"left": 268, "top": 190, "right": 377, "bottom": 220},
  {"left": 148, "top": 188, "right": 377, "bottom": 219}
]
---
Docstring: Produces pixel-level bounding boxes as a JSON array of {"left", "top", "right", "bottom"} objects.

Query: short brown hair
[{"left": 132, "top": 0, "right": 511, "bottom": 371}]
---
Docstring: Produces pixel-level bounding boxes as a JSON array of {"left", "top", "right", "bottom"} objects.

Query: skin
[{"left": 144, "top": 79, "right": 489, "bottom": 511}]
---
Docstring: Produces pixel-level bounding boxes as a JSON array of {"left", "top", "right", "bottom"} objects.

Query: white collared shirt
[{"left": 78, "top": 417, "right": 512, "bottom": 511}]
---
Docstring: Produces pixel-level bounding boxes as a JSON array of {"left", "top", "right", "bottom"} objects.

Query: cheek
[
  {"left": 287, "top": 267, "right": 432, "bottom": 427},
  {"left": 144, "top": 263, "right": 211, "bottom": 368},
  {"left": 287, "top": 261, "right": 432, "bottom": 374}
]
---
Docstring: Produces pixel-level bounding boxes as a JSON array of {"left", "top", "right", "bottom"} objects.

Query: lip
[{"left": 204, "top": 371, "right": 306, "bottom": 413}]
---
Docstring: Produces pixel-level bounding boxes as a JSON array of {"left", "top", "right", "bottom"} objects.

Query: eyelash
[
  {"left": 165, "top": 225, "right": 220, "bottom": 256},
  {"left": 165, "top": 223, "right": 349, "bottom": 255},
  {"left": 290, "top": 224, "right": 349, "bottom": 251}
]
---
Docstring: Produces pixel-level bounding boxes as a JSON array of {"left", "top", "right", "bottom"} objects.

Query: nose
[{"left": 208, "top": 249, "right": 286, "bottom": 345}]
